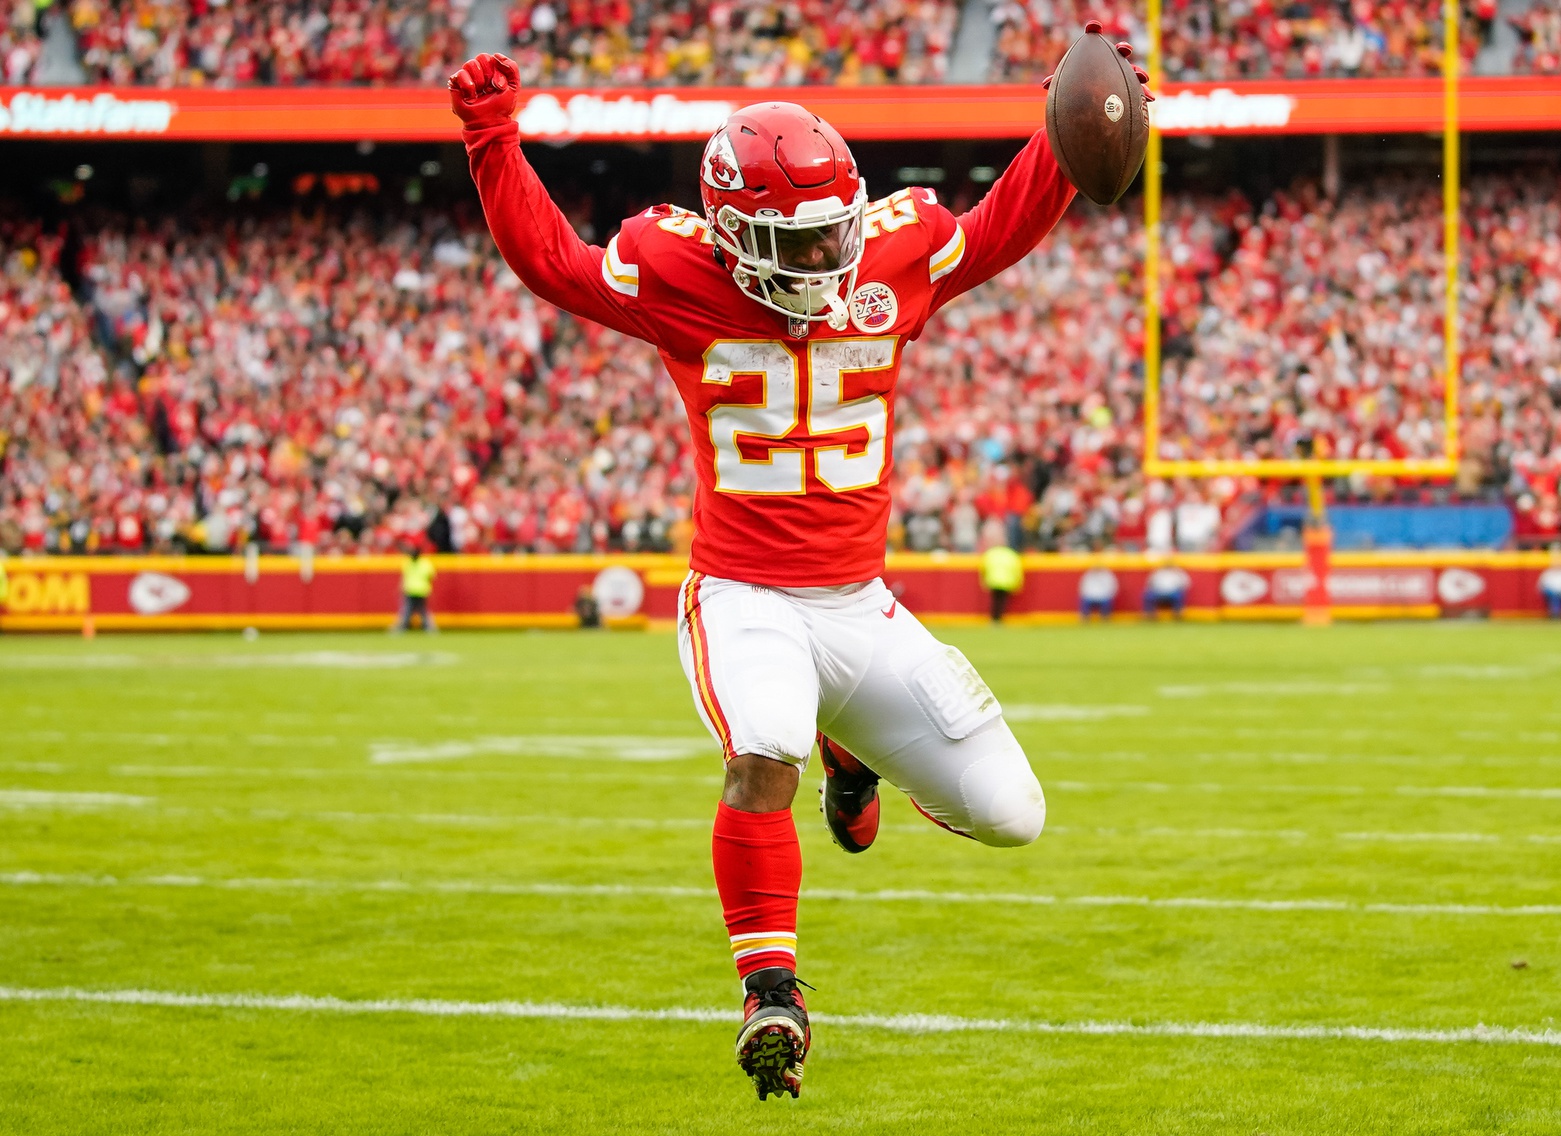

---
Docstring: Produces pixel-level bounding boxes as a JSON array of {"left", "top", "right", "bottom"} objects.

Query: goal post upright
[
  {"left": 1443, "top": 0, "right": 1461, "bottom": 471},
  {"left": 1142, "top": 0, "right": 1164, "bottom": 480}
]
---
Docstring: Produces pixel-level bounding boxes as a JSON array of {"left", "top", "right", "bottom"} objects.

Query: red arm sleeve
[
  {"left": 929, "top": 129, "right": 1077, "bottom": 312},
  {"left": 463, "top": 117, "right": 660, "bottom": 345}
]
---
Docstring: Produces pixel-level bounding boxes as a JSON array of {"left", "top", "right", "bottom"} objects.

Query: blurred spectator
[
  {"left": 1540, "top": 546, "right": 1561, "bottom": 617},
  {"left": 979, "top": 520, "right": 1023, "bottom": 621},
  {"left": 1511, "top": 0, "right": 1561, "bottom": 74},
  {"left": 394, "top": 542, "right": 437, "bottom": 631},
  {"left": 1078, "top": 564, "right": 1118, "bottom": 620},
  {"left": 1143, "top": 559, "right": 1190, "bottom": 617}
]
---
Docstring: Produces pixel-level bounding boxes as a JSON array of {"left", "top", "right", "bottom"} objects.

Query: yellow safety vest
[
  {"left": 980, "top": 546, "right": 1024, "bottom": 593},
  {"left": 401, "top": 557, "right": 436, "bottom": 598}
]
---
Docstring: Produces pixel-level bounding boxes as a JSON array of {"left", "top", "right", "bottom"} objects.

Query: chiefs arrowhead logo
[
  {"left": 701, "top": 132, "right": 744, "bottom": 191},
  {"left": 1437, "top": 567, "right": 1486, "bottom": 605},
  {"left": 128, "top": 572, "right": 192, "bottom": 616},
  {"left": 1220, "top": 569, "right": 1269, "bottom": 606}
]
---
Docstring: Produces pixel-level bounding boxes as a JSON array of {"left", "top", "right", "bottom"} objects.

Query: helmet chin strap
[{"left": 824, "top": 292, "right": 849, "bottom": 331}]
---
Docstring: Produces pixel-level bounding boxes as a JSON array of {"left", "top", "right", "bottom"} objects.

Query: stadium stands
[
  {"left": 989, "top": 0, "right": 1478, "bottom": 83},
  {"left": 1, "top": 170, "right": 1557, "bottom": 557},
  {"left": 49, "top": 0, "right": 1518, "bottom": 87}
]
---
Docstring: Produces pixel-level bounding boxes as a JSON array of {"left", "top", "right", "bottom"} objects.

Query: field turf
[{"left": 1, "top": 622, "right": 1558, "bottom": 1134}]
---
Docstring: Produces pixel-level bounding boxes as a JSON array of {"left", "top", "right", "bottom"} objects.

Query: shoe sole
[{"left": 737, "top": 1019, "right": 805, "bottom": 1100}]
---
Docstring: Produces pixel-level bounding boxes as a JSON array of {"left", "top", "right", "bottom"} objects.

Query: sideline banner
[
  {"left": 0, "top": 78, "right": 1557, "bottom": 143},
  {"left": 0, "top": 551, "right": 1550, "bottom": 631}
]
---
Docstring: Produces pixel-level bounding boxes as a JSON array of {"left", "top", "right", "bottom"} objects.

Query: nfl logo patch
[
  {"left": 849, "top": 281, "right": 898, "bottom": 334},
  {"left": 788, "top": 316, "right": 809, "bottom": 339}
]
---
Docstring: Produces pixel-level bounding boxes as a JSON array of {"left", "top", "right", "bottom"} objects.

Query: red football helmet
[{"left": 699, "top": 102, "right": 867, "bottom": 330}]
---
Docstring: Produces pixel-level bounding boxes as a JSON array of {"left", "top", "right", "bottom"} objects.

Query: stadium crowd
[
  {"left": 0, "top": 169, "right": 1557, "bottom": 558},
  {"left": 989, "top": 0, "right": 1477, "bottom": 83},
  {"left": 48, "top": 0, "right": 1516, "bottom": 87}
]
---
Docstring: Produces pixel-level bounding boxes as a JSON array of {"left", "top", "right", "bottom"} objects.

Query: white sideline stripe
[
  {"left": 1, "top": 987, "right": 1556, "bottom": 1048},
  {"left": 4, "top": 872, "right": 1558, "bottom": 917}
]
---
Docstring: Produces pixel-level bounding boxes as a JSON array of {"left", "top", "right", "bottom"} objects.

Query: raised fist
[{"left": 448, "top": 53, "right": 521, "bottom": 126}]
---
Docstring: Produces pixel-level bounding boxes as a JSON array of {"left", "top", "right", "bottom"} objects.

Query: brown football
[{"left": 1044, "top": 30, "right": 1148, "bottom": 206}]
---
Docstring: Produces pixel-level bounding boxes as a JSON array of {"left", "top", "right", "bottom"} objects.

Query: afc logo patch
[
  {"left": 701, "top": 131, "right": 744, "bottom": 191},
  {"left": 849, "top": 281, "right": 898, "bottom": 333}
]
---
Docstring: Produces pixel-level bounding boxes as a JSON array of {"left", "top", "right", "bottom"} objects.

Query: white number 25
[{"left": 702, "top": 337, "right": 895, "bottom": 495}]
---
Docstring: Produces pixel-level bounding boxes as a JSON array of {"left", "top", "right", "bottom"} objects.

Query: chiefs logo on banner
[{"left": 701, "top": 131, "right": 744, "bottom": 190}]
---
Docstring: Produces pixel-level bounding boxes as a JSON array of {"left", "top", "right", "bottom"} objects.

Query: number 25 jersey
[{"left": 462, "top": 118, "right": 1075, "bottom": 587}]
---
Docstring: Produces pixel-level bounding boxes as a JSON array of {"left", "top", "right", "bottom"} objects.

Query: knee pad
[{"left": 959, "top": 747, "right": 1047, "bottom": 848}]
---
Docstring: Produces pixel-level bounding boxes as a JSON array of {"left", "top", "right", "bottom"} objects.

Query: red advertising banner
[
  {"left": 0, "top": 551, "right": 1550, "bottom": 632},
  {"left": 0, "top": 77, "right": 1557, "bottom": 144}
]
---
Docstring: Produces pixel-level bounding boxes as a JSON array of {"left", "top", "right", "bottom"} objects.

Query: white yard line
[
  {"left": 3, "top": 871, "right": 1556, "bottom": 917},
  {"left": 5, "top": 782, "right": 1557, "bottom": 845},
  {"left": 0, "top": 790, "right": 153, "bottom": 809},
  {"left": 0, "top": 652, "right": 459, "bottom": 669},
  {"left": 368, "top": 736, "right": 715, "bottom": 765},
  {"left": 1055, "top": 780, "right": 1561, "bottom": 799},
  {"left": 1004, "top": 704, "right": 1151, "bottom": 722},
  {"left": 0, "top": 986, "right": 1554, "bottom": 1047}
]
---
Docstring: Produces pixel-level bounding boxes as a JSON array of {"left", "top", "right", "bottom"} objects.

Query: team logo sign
[
  {"left": 128, "top": 571, "right": 191, "bottom": 615},
  {"left": 701, "top": 131, "right": 744, "bottom": 191},
  {"left": 849, "top": 281, "right": 898, "bottom": 333}
]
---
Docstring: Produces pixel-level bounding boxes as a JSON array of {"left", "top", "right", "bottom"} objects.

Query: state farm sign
[
  {"left": 0, "top": 91, "right": 174, "bottom": 134},
  {"left": 1151, "top": 89, "right": 1298, "bottom": 132},
  {"left": 516, "top": 92, "right": 734, "bottom": 139},
  {"left": 1272, "top": 567, "right": 1435, "bottom": 606}
]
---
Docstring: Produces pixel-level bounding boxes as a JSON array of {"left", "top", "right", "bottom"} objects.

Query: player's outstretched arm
[
  {"left": 930, "top": 38, "right": 1150, "bottom": 309},
  {"left": 451, "top": 54, "right": 657, "bottom": 344}
]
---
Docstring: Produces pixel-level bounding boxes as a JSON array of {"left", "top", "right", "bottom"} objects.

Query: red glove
[
  {"left": 1042, "top": 27, "right": 1156, "bottom": 101},
  {"left": 448, "top": 53, "right": 521, "bottom": 126}
]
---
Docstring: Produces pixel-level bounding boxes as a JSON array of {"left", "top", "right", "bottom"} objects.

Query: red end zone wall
[{"left": 0, "top": 552, "right": 1551, "bottom": 631}]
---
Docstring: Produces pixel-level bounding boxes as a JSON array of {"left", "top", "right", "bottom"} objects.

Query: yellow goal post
[{"left": 1139, "top": 0, "right": 1461, "bottom": 481}]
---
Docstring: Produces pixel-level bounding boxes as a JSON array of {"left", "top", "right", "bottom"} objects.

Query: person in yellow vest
[
  {"left": 395, "top": 545, "right": 438, "bottom": 633},
  {"left": 979, "top": 529, "right": 1024, "bottom": 623}
]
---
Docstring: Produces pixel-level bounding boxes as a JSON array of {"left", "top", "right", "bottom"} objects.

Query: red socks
[{"left": 712, "top": 802, "right": 801, "bottom": 980}]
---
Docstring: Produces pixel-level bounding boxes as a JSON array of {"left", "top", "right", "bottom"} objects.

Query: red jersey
[{"left": 464, "top": 119, "right": 1075, "bottom": 586}]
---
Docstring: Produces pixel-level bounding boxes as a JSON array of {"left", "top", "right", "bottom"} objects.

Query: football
[{"left": 1044, "top": 28, "right": 1149, "bottom": 206}]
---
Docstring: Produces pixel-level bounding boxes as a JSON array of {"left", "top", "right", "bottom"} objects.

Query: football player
[{"left": 450, "top": 48, "right": 1145, "bottom": 1099}]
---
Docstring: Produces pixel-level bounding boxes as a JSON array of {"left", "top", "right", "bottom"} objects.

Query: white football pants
[{"left": 676, "top": 572, "right": 1046, "bottom": 847}]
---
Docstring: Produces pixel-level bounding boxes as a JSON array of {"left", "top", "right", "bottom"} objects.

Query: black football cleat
[
  {"left": 735, "top": 967, "right": 811, "bottom": 1100},
  {"left": 817, "top": 733, "right": 880, "bottom": 853}
]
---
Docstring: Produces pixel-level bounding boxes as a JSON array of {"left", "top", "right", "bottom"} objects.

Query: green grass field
[{"left": 2, "top": 622, "right": 1559, "bottom": 1134}]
